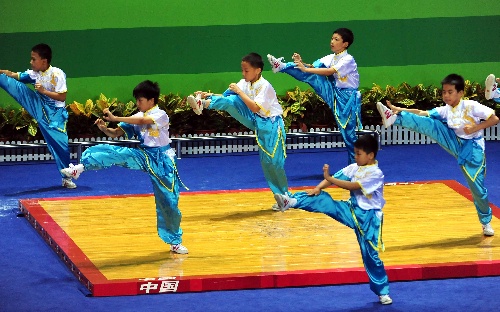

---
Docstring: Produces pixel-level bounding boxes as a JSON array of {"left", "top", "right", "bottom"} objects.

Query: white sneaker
[
  {"left": 485, "top": 74, "right": 497, "bottom": 100},
  {"left": 483, "top": 223, "right": 495, "bottom": 236},
  {"left": 271, "top": 203, "right": 280, "bottom": 211},
  {"left": 187, "top": 94, "right": 204, "bottom": 115},
  {"left": 267, "top": 54, "right": 286, "bottom": 73},
  {"left": 379, "top": 294, "right": 393, "bottom": 305},
  {"left": 170, "top": 244, "right": 188, "bottom": 254},
  {"left": 376, "top": 102, "right": 397, "bottom": 128},
  {"left": 60, "top": 163, "right": 84, "bottom": 180},
  {"left": 62, "top": 178, "right": 77, "bottom": 189},
  {"left": 274, "top": 193, "right": 297, "bottom": 212}
]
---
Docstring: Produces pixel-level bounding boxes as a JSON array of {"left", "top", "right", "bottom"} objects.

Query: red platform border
[{"left": 18, "top": 180, "right": 500, "bottom": 297}]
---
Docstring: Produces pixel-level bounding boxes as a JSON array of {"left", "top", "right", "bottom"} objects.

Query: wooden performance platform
[{"left": 18, "top": 180, "right": 500, "bottom": 297}]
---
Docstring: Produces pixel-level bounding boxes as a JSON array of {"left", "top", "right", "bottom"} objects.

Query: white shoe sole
[
  {"left": 485, "top": 74, "right": 495, "bottom": 100},
  {"left": 379, "top": 297, "right": 393, "bottom": 305},
  {"left": 60, "top": 169, "right": 72, "bottom": 178},
  {"left": 267, "top": 54, "right": 284, "bottom": 73},
  {"left": 273, "top": 194, "right": 291, "bottom": 212},
  {"left": 483, "top": 229, "right": 495, "bottom": 236},
  {"left": 187, "top": 95, "right": 203, "bottom": 115},
  {"left": 60, "top": 168, "right": 82, "bottom": 180},
  {"left": 376, "top": 102, "right": 394, "bottom": 128},
  {"left": 62, "top": 180, "right": 77, "bottom": 189},
  {"left": 171, "top": 246, "right": 188, "bottom": 254}
]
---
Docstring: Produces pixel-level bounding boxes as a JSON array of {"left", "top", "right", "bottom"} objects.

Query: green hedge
[{"left": 0, "top": 81, "right": 497, "bottom": 142}]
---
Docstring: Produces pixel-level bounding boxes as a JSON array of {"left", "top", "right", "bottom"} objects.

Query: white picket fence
[
  {"left": 378, "top": 123, "right": 499, "bottom": 145},
  {"left": 0, "top": 124, "right": 499, "bottom": 162}
]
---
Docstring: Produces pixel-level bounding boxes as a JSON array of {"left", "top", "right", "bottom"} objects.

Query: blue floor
[{"left": 1, "top": 142, "right": 499, "bottom": 311}]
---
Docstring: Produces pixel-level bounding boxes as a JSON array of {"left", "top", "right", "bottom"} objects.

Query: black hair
[
  {"left": 31, "top": 43, "right": 52, "bottom": 63},
  {"left": 242, "top": 52, "right": 264, "bottom": 71},
  {"left": 441, "top": 74, "right": 465, "bottom": 92},
  {"left": 354, "top": 134, "right": 379, "bottom": 158},
  {"left": 133, "top": 80, "right": 160, "bottom": 104},
  {"left": 333, "top": 28, "right": 354, "bottom": 48}
]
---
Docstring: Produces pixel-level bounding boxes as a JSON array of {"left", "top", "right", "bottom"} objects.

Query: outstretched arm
[
  {"left": 292, "top": 53, "right": 314, "bottom": 68},
  {"left": 1, "top": 69, "right": 67, "bottom": 101},
  {"left": 0, "top": 69, "right": 19, "bottom": 79},
  {"left": 228, "top": 83, "right": 261, "bottom": 113},
  {"left": 323, "top": 164, "right": 360, "bottom": 191},
  {"left": 386, "top": 100, "right": 428, "bottom": 116},
  {"left": 304, "top": 164, "right": 359, "bottom": 195},
  {"left": 292, "top": 52, "right": 336, "bottom": 76},
  {"left": 195, "top": 91, "right": 223, "bottom": 98},
  {"left": 94, "top": 118, "right": 125, "bottom": 138},
  {"left": 295, "top": 61, "right": 337, "bottom": 76},
  {"left": 304, "top": 178, "right": 332, "bottom": 196},
  {"left": 102, "top": 108, "right": 154, "bottom": 125}
]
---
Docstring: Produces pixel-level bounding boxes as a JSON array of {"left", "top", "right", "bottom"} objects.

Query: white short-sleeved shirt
[
  {"left": 121, "top": 106, "right": 171, "bottom": 147},
  {"left": 337, "top": 162, "right": 386, "bottom": 210},
  {"left": 319, "top": 51, "right": 359, "bottom": 89},
  {"left": 433, "top": 100, "right": 495, "bottom": 150},
  {"left": 19, "top": 66, "right": 67, "bottom": 107},
  {"left": 236, "top": 76, "right": 283, "bottom": 118}
]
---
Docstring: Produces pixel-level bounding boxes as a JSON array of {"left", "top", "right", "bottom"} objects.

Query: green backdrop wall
[{"left": 0, "top": 0, "right": 499, "bottom": 107}]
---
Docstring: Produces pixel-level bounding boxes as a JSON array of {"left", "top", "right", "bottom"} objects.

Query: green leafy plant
[
  {"left": 301, "top": 91, "right": 333, "bottom": 128},
  {"left": 158, "top": 93, "right": 199, "bottom": 135},
  {"left": 362, "top": 81, "right": 492, "bottom": 109},
  {"left": 1, "top": 80, "right": 497, "bottom": 141},
  {"left": 68, "top": 93, "right": 136, "bottom": 119},
  {"left": 279, "top": 86, "right": 315, "bottom": 131},
  {"left": 112, "top": 99, "right": 137, "bottom": 118},
  {"left": 0, "top": 106, "right": 7, "bottom": 134},
  {"left": 66, "top": 94, "right": 137, "bottom": 138},
  {"left": 0, "top": 107, "right": 38, "bottom": 141},
  {"left": 158, "top": 93, "right": 185, "bottom": 116},
  {"left": 359, "top": 81, "right": 497, "bottom": 125}
]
